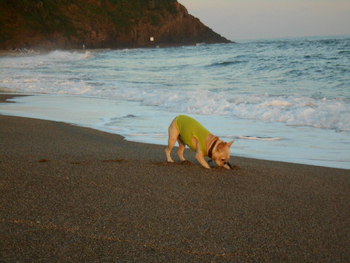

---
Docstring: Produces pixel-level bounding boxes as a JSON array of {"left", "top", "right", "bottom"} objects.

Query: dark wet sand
[
  {"left": 0, "top": 93, "right": 23, "bottom": 102},
  {"left": 1, "top": 95, "right": 349, "bottom": 262}
]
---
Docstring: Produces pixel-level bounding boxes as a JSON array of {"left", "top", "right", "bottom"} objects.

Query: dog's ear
[
  {"left": 227, "top": 141, "right": 234, "bottom": 148},
  {"left": 217, "top": 141, "right": 234, "bottom": 151}
]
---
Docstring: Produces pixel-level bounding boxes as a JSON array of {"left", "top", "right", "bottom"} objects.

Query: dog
[{"left": 165, "top": 115, "right": 233, "bottom": 169}]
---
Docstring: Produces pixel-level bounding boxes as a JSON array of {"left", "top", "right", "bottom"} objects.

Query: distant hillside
[{"left": 0, "top": 0, "right": 231, "bottom": 50}]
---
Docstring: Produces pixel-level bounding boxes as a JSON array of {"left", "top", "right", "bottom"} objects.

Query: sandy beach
[{"left": 1, "top": 95, "right": 350, "bottom": 262}]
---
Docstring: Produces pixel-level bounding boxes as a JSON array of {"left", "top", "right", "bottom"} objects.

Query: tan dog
[{"left": 165, "top": 115, "right": 233, "bottom": 169}]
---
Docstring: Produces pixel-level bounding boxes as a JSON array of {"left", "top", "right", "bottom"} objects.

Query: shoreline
[
  {"left": 1, "top": 93, "right": 349, "bottom": 170},
  {"left": 1, "top": 94, "right": 350, "bottom": 261},
  {"left": 0, "top": 93, "right": 349, "bottom": 170}
]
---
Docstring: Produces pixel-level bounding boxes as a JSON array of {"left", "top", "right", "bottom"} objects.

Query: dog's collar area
[{"left": 208, "top": 137, "right": 219, "bottom": 159}]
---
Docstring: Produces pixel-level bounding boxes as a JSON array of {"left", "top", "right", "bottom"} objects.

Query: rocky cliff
[{"left": 0, "top": 0, "right": 231, "bottom": 50}]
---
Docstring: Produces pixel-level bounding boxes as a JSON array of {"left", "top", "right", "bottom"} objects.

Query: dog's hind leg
[
  {"left": 177, "top": 137, "right": 186, "bottom": 161},
  {"left": 165, "top": 118, "right": 179, "bottom": 163}
]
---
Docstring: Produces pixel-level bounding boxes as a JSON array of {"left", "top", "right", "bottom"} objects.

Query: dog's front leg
[
  {"left": 195, "top": 140, "right": 211, "bottom": 169},
  {"left": 223, "top": 163, "right": 232, "bottom": 170}
]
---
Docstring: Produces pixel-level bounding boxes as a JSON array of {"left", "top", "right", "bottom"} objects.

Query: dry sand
[{"left": 1, "top": 95, "right": 349, "bottom": 262}]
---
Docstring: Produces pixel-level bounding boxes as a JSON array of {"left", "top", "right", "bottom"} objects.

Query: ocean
[{"left": 1, "top": 36, "right": 349, "bottom": 169}]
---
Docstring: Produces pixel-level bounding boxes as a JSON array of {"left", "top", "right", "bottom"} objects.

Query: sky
[{"left": 178, "top": 0, "right": 350, "bottom": 41}]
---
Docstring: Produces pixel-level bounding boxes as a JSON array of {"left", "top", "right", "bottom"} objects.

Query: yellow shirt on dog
[{"left": 176, "top": 115, "right": 211, "bottom": 155}]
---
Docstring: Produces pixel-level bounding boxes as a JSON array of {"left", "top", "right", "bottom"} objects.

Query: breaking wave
[
  {"left": 117, "top": 89, "right": 350, "bottom": 132},
  {"left": 1, "top": 36, "right": 350, "bottom": 133}
]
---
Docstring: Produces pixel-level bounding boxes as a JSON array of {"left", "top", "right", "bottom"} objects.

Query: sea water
[{"left": 0, "top": 36, "right": 349, "bottom": 169}]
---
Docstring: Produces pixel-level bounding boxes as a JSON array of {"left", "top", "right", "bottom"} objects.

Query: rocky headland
[{"left": 0, "top": 0, "right": 231, "bottom": 50}]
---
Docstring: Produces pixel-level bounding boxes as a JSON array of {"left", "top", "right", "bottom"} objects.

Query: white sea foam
[
  {"left": 104, "top": 87, "right": 350, "bottom": 132},
  {"left": 1, "top": 50, "right": 92, "bottom": 69},
  {"left": 1, "top": 67, "right": 349, "bottom": 131},
  {"left": 236, "top": 136, "right": 282, "bottom": 141},
  {"left": 44, "top": 50, "right": 93, "bottom": 60}
]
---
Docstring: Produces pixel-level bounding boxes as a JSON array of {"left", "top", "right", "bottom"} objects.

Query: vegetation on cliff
[{"left": 0, "top": 0, "right": 231, "bottom": 49}]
